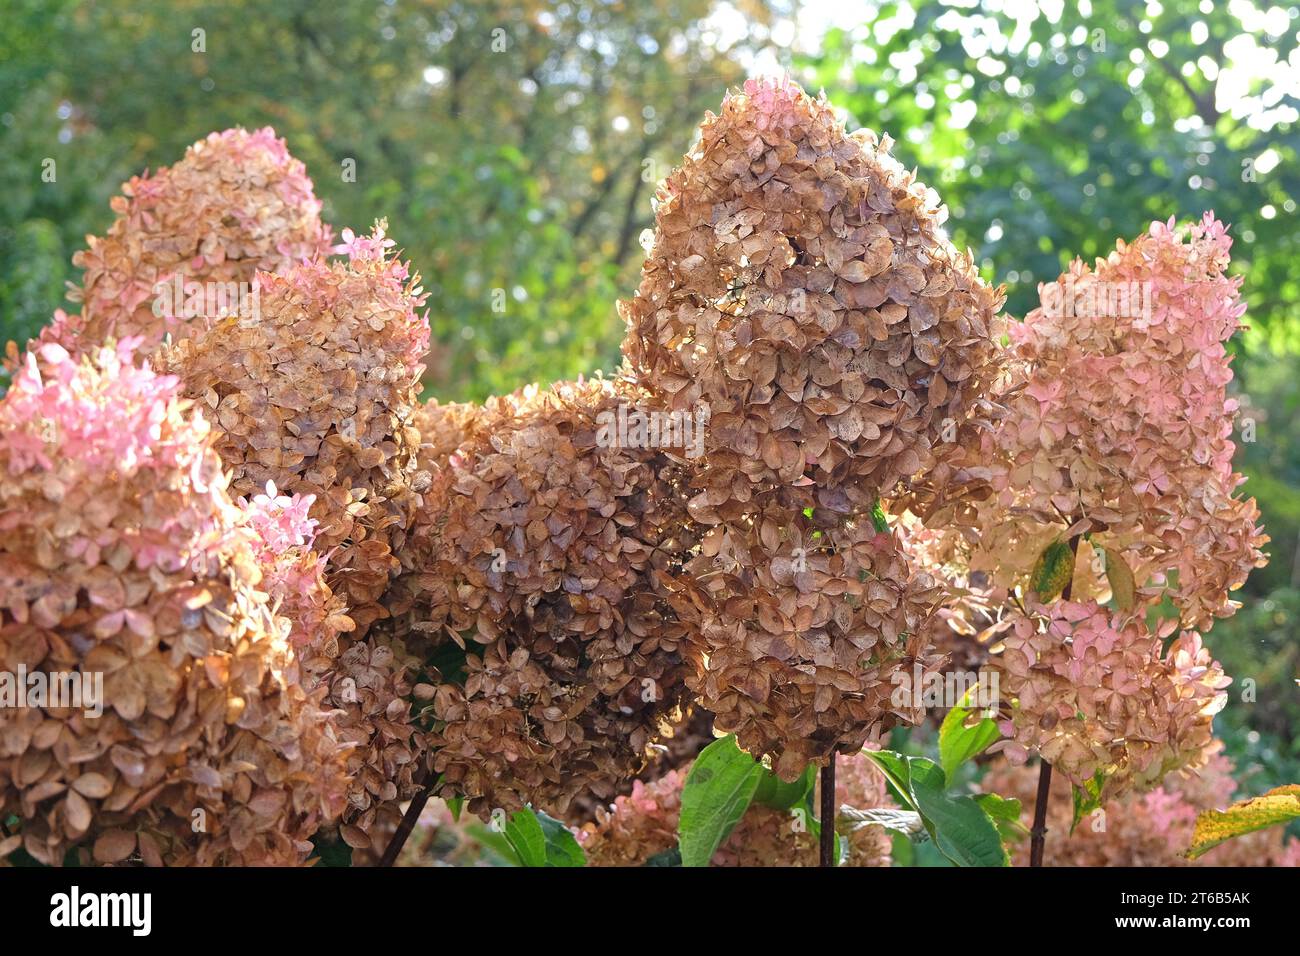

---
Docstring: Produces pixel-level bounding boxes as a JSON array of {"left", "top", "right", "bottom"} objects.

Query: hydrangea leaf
[
  {"left": 678, "top": 734, "right": 763, "bottom": 867},
  {"left": 870, "top": 498, "right": 889, "bottom": 533},
  {"left": 862, "top": 750, "right": 1008, "bottom": 866},
  {"left": 974, "top": 793, "right": 1025, "bottom": 842},
  {"left": 1029, "top": 538, "right": 1075, "bottom": 602},
  {"left": 754, "top": 763, "right": 816, "bottom": 810},
  {"left": 503, "top": 807, "right": 586, "bottom": 867},
  {"left": 939, "top": 690, "right": 1002, "bottom": 782},
  {"left": 1101, "top": 545, "right": 1137, "bottom": 611},
  {"left": 1186, "top": 785, "right": 1300, "bottom": 860},
  {"left": 906, "top": 758, "right": 1010, "bottom": 867}
]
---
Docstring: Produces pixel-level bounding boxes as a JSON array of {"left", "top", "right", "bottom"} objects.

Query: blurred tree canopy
[{"left": 2, "top": 0, "right": 1297, "bottom": 784}]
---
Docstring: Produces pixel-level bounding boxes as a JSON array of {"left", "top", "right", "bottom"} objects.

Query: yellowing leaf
[
  {"left": 1185, "top": 785, "right": 1300, "bottom": 860},
  {"left": 1029, "top": 538, "right": 1075, "bottom": 602},
  {"left": 1102, "top": 545, "right": 1136, "bottom": 611}
]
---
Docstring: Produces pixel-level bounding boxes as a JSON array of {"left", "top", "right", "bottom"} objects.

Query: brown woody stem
[
  {"left": 379, "top": 769, "right": 434, "bottom": 867},
  {"left": 820, "top": 755, "right": 836, "bottom": 867},
  {"left": 1030, "top": 533, "right": 1081, "bottom": 868},
  {"left": 1029, "top": 759, "right": 1052, "bottom": 867}
]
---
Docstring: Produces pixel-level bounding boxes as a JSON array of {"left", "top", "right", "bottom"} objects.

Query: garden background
[{"left": 2, "top": 0, "right": 1297, "bottom": 812}]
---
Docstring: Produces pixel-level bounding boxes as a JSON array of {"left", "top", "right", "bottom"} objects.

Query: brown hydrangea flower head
[
  {"left": 684, "top": 510, "right": 945, "bottom": 780},
  {"left": 160, "top": 222, "right": 430, "bottom": 634},
  {"left": 34, "top": 127, "right": 332, "bottom": 361},
  {"left": 236, "top": 482, "right": 427, "bottom": 855},
  {"left": 620, "top": 76, "right": 1004, "bottom": 514},
  {"left": 578, "top": 748, "right": 894, "bottom": 866},
  {"left": 382, "top": 396, "right": 499, "bottom": 647},
  {"left": 0, "top": 341, "right": 348, "bottom": 866},
  {"left": 421, "top": 376, "right": 702, "bottom": 817}
]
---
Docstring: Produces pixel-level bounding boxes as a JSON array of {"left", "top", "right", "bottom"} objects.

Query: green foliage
[
  {"left": 1204, "top": 585, "right": 1300, "bottom": 796},
  {"left": 501, "top": 807, "right": 586, "bottom": 868},
  {"left": 1029, "top": 538, "right": 1076, "bottom": 602},
  {"left": 753, "top": 762, "right": 816, "bottom": 810},
  {"left": 861, "top": 750, "right": 1011, "bottom": 867},
  {"left": 677, "top": 734, "right": 764, "bottom": 867},
  {"left": 309, "top": 833, "right": 354, "bottom": 868},
  {"left": 1071, "top": 771, "right": 1107, "bottom": 834},
  {"left": 870, "top": 498, "right": 889, "bottom": 534},
  {"left": 938, "top": 691, "right": 1002, "bottom": 781}
]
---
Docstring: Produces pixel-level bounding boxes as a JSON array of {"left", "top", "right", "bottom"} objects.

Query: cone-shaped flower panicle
[
  {"left": 926, "top": 215, "right": 1267, "bottom": 631},
  {"left": 994, "top": 599, "right": 1229, "bottom": 801},
  {"left": 0, "top": 342, "right": 348, "bottom": 866},
  {"left": 685, "top": 508, "right": 945, "bottom": 780},
  {"left": 160, "top": 222, "right": 431, "bottom": 634},
  {"left": 34, "top": 128, "right": 333, "bottom": 362},
  {"left": 621, "top": 76, "right": 1005, "bottom": 514}
]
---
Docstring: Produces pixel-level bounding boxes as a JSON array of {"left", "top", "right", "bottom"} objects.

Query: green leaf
[
  {"left": 1070, "top": 772, "right": 1106, "bottom": 834},
  {"left": 863, "top": 751, "right": 1007, "bottom": 866},
  {"left": 643, "top": 847, "right": 682, "bottom": 867},
  {"left": 1186, "top": 785, "right": 1300, "bottom": 860},
  {"left": 974, "top": 793, "right": 1026, "bottom": 841},
  {"left": 906, "top": 758, "right": 1009, "bottom": 867},
  {"left": 860, "top": 748, "right": 917, "bottom": 812},
  {"left": 938, "top": 691, "right": 1002, "bottom": 781},
  {"left": 463, "top": 822, "right": 523, "bottom": 866},
  {"left": 1029, "top": 538, "right": 1075, "bottom": 602},
  {"left": 678, "top": 734, "right": 763, "bottom": 867},
  {"left": 309, "top": 833, "right": 354, "bottom": 868},
  {"left": 503, "top": 807, "right": 586, "bottom": 867},
  {"left": 447, "top": 795, "right": 465, "bottom": 823},
  {"left": 870, "top": 498, "right": 889, "bottom": 533},
  {"left": 754, "top": 763, "right": 816, "bottom": 810}
]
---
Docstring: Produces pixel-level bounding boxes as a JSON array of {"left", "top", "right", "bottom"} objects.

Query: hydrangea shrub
[{"left": 0, "top": 79, "right": 1278, "bottom": 868}]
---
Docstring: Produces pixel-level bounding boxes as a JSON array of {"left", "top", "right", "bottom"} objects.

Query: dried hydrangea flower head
[
  {"left": 0, "top": 342, "right": 348, "bottom": 866},
  {"left": 993, "top": 599, "right": 1228, "bottom": 802},
  {"left": 684, "top": 509, "right": 945, "bottom": 780},
  {"left": 935, "top": 215, "right": 1267, "bottom": 630},
  {"left": 577, "top": 748, "right": 894, "bottom": 866},
  {"left": 36, "top": 128, "right": 332, "bottom": 361},
  {"left": 421, "top": 377, "right": 702, "bottom": 817},
  {"left": 621, "top": 76, "right": 1005, "bottom": 514},
  {"left": 382, "top": 396, "right": 500, "bottom": 647},
  {"left": 236, "top": 482, "right": 425, "bottom": 855},
  {"left": 984, "top": 747, "right": 1300, "bottom": 867},
  {"left": 160, "top": 222, "right": 430, "bottom": 634}
]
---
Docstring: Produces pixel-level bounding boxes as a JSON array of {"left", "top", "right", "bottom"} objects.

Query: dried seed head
[
  {"left": 684, "top": 510, "right": 945, "bottom": 779},
  {"left": 397, "top": 376, "right": 703, "bottom": 816}
]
